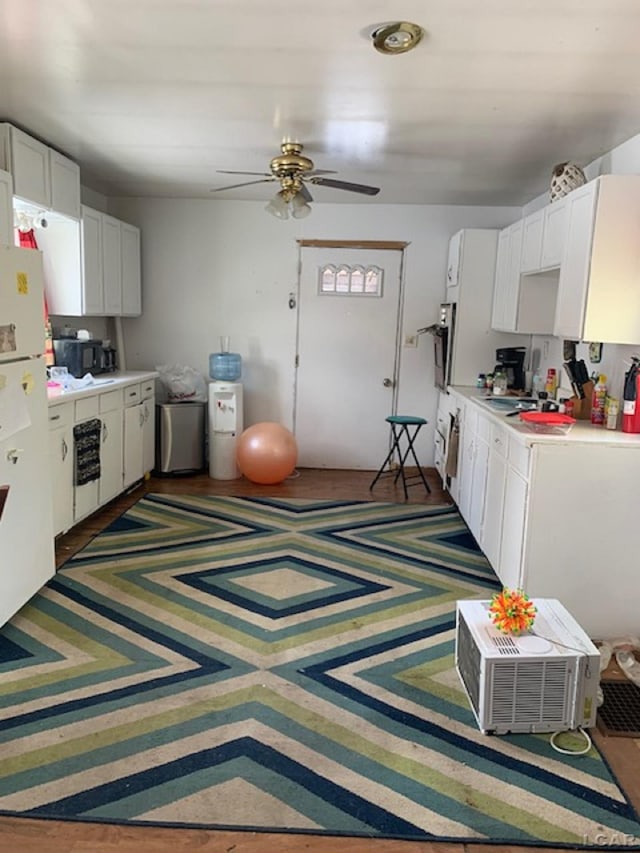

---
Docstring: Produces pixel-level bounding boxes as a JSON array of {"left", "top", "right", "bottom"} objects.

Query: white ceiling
[{"left": 2, "top": 0, "right": 640, "bottom": 207}]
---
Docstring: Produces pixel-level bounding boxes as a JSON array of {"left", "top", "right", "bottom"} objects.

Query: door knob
[{"left": 383, "top": 378, "right": 394, "bottom": 388}]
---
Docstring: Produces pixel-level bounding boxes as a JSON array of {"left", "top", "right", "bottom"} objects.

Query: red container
[{"left": 622, "top": 370, "right": 640, "bottom": 433}]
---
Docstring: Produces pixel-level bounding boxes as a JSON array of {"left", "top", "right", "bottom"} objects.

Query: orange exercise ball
[{"left": 236, "top": 422, "right": 298, "bottom": 485}]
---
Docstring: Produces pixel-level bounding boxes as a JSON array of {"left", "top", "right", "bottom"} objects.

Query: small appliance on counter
[
  {"left": 494, "top": 347, "right": 527, "bottom": 391},
  {"left": 53, "top": 337, "right": 108, "bottom": 377}
]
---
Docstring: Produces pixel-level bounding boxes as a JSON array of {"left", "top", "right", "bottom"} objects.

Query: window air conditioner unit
[{"left": 455, "top": 598, "right": 600, "bottom": 735}]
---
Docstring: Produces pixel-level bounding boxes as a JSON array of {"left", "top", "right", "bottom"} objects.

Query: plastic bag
[{"left": 156, "top": 364, "right": 207, "bottom": 403}]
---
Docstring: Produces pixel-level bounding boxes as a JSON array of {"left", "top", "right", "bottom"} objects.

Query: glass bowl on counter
[{"left": 518, "top": 411, "right": 576, "bottom": 434}]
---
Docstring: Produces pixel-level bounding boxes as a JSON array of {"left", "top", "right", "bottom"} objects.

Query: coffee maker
[{"left": 494, "top": 347, "right": 527, "bottom": 391}]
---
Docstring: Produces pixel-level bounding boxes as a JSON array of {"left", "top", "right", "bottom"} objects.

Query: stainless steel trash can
[{"left": 155, "top": 402, "right": 205, "bottom": 474}]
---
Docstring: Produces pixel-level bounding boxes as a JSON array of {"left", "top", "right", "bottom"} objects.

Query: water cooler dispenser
[
  {"left": 208, "top": 337, "right": 244, "bottom": 480},
  {"left": 208, "top": 382, "right": 243, "bottom": 479}
]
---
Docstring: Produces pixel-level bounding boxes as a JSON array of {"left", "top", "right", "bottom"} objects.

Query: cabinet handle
[
  {"left": 50, "top": 414, "right": 61, "bottom": 422},
  {"left": 102, "top": 421, "right": 109, "bottom": 442},
  {"left": 129, "top": 391, "right": 137, "bottom": 397},
  {"left": 139, "top": 410, "right": 144, "bottom": 427},
  {"left": 61, "top": 438, "right": 68, "bottom": 461}
]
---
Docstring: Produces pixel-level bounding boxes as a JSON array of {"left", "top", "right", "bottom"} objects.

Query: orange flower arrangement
[{"left": 489, "top": 588, "right": 536, "bottom": 635}]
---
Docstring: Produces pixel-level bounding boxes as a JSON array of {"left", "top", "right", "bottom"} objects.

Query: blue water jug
[
  {"left": 209, "top": 351, "right": 242, "bottom": 381},
  {"left": 209, "top": 337, "right": 242, "bottom": 381}
]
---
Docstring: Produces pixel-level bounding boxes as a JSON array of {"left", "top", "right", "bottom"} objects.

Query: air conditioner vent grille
[{"left": 490, "top": 633, "right": 519, "bottom": 655}]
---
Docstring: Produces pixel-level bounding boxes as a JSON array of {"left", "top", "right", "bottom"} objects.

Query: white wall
[{"left": 110, "top": 197, "right": 519, "bottom": 464}]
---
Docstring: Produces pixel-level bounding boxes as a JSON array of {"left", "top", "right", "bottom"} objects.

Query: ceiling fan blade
[
  {"left": 310, "top": 177, "right": 380, "bottom": 196},
  {"left": 210, "top": 179, "right": 274, "bottom": 192},
  {"left": 298, "top": 183, "right": 314, "bottom": 203},
  {"left": 216, "top": 170, "right": 272, "bottom": 177}
]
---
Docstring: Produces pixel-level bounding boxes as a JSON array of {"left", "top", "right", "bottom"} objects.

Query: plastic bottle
[
  {"left": 209, "top": 336, "right": 242, "bottom": 382},
  {"left": 591, "top": 374, "right": 607, "bottom": 425},
  {"left": 622, "top": 358, "right": 640, "bottom": 433},
  {"left": 544, "top": 368, "right": 558, "bottom": 398}
]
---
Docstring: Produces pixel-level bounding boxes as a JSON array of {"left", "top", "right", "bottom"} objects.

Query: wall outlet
[{"left": 404, "top": 334, "right": 418, "bottom": 348}]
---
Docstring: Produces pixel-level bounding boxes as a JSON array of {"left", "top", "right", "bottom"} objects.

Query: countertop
[
  {"left": 448, "top": 385, "right": 640, "bottom": 448},
  {"left": 47, "top": 371, "right": 158, "bottom": 405}
]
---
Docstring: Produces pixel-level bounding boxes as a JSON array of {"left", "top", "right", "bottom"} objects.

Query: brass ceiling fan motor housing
[{"left": 270, "top": 143, "right": 315, "bottom": 180}]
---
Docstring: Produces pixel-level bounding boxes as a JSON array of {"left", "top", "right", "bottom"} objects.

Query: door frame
[{"left": 293, "top": 239, "right": 409, "bottom": 458}]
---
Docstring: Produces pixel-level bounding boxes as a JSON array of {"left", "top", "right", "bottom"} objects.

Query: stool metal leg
[
  {"left": 369, "top": 425, "right": 403, "bottom": 491},
  {"left": 401, "top": 424, "right": 431, "bottom": 495}
]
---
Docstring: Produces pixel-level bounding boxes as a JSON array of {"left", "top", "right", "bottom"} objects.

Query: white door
[{"left": 295, "top": 246, "right": 403, "bottom": 470}]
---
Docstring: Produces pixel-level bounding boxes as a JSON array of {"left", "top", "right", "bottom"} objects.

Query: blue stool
[{"left": 370, "top": 415, "right": 431, "bottom": 501}]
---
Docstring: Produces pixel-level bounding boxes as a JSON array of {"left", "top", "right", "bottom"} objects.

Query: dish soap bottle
[{"left": 591, "top": 374, "right": 607, "bottom": 425}]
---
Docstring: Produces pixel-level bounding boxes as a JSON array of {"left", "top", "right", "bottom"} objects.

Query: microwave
[{"left": 53, "top": 338, "right": 107, "bottom": 377}]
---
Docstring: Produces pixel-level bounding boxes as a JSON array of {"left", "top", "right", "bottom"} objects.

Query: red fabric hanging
[{"left": 18, "top": 228, "right": 38, "bottom": 250}]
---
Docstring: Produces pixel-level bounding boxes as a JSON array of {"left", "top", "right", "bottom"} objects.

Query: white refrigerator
[{"left": 0, "top": 244, "right": 55, "bottom": 627}]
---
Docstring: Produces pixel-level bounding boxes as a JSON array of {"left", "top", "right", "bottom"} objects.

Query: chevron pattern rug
[{"left": 1, "top": 494, "right": 639, "bottom": 847}]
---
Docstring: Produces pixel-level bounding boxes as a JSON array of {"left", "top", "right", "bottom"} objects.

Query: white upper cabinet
[
  {"left": 3, "top": 126, "right": 50, "bottom": 208},
  {"left": 38, "top": 205, "right": 141, "bottom": 317},
  {"left": 121, "top": 222, "right": 142, "bottom": 316},
  {"left": 554, "top": 175, "right": 640, "bottom": 344},
  {"left": 0, "top": 124, "right": 81, "bottom": 218},
  {"left": 520, "top": 210, "right": 544, "bottom": 274},
  {"left": 540, "top": 196, "right": 568, "bottom": 269},
  {"left": 491, "top": 221, "right": 522, "bottom": 331},
  {"left": 102, "top": 213, "right": 122, "bottom": 315},
  {"left": 49, "top": 149, "right": 81, "bottom": 219},
  {"left": 0, "top": 169, "right": 13, "bottom": 246},
  {"left": 445, "top": 229, "right": 463, "bottom": 300}
]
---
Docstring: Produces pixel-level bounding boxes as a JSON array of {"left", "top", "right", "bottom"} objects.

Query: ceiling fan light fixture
[
  {"left": 290, "top": 193, "right": 311, "bottom": 219},
  {"left": 265, "top": 191, "right": 290, "bottom": 220},
  {"left": 371, "top": 21, "right": 424, "bottom": 54}
]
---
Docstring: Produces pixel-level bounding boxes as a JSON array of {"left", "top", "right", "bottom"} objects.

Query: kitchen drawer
[
  {"left": 509, "top": 438, "right": 531, "bottom": 478},
  {"left": 75, "top": 395, "right": 99, "bottom": 422},
  {"left": 48, "top": 402, "right": 73, "bottom": 429},
  {"left": 123, "top": 383, "right": 141, "bottom": 407},
  {"left": 141, "top": 379, "right": 155, "bottom": 400},
  {"left": 489, "top": 422, "right": 508, "bottom": 457},
  {"left": 99, "top": 388, "right": 123, "bottom": 413}
]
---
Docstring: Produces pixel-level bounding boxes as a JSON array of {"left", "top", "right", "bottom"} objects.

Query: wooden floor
[{"left": 2, "top": 468, "right": 638, "bottom": 853}]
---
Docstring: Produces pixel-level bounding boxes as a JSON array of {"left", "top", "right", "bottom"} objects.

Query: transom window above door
[{"left": 318, "top": 264, "right": 383, "bottom": 296}]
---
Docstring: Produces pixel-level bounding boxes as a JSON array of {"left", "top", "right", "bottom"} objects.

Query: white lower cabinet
[
  {"left": 448, "top": 391, "right": 640, "bottom": 640},
  {"left": 499, "top": 466, "right": 528, "bottom": 589},
  {"left": 47, "top": 402, "right": 74, "bottom": 536},
  {"left": 48, "top": 376, "right": 156, "bottom": 535},
  {"left": 123, "top": 380, "right": 155, "bottom": 488},
  {"left": 99, "top": 390, "right": 124, "bottom": 504},
  {"left": 480, "top": 424, "right": 507, "bottom": 569}
]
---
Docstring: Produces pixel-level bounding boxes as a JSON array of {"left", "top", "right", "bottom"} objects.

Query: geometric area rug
[{"left": 1, "top": 495, "right": 639, "bottom": 848}]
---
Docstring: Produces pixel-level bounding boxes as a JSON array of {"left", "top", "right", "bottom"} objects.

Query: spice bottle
[{"left": 591, "top": 374, "right": 607, "bottom": 425}]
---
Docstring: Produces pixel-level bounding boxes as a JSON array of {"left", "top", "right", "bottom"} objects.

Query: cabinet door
[
  {"left": 81, "top": 206, "right": 104, "bottom": 315},
  {"left": 499, "top": 467, "right": 528, "bottom": 589},
  {"left": 541, "top": 197, "right": 568, "bottom": 269},
  {"left": 553, "top": 182, "right": 598, "bottom": 340},
  {"left": 121, "top": 222, "right": 142, "bottom": 315},
  {"left": 0, "top": 169, "right": 12, "bottom": 246},
  {"left": 49, "top": 149, "right": 81, "bottom": 219},
  {"left": 99, "top": 408, "right": 124, "bottom": 505},
  {"left": 445, "top": 230, "right": 462, "bottom": 298},
  {"left": 467, "top": 436, "right": 489, "bottom": 542},
  {"left": 491, "top": 222, "right": 521, "bottom": 331},
  {"left": 9, "top": 127, "right": 50, "bottom": 208},
  {"left": 481, "top": 435, "right": 507, "bottom": 570},
  {"left": 142, "top": 395, "right": 155, "bottom": 474},
  {"left": 48, "top": 423, "right": 74, "bottom": 536},
  {"left": 123, "top": 404, "right": 144, "bottom": 488},
  {"left": 520, "top": 210, "right": 544, "bottom": 273},
  {"left": 102, "top": 214, "right": 123, "bottom": 315}
]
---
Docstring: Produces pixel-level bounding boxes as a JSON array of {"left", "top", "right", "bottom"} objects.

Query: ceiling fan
[{"left": 211, "top": 142, "right": 380, "bottom": 218}]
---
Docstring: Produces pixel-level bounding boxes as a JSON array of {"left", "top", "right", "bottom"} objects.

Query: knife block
[{"left": 570, "top": 380, "right": 594, "bottom": 420}]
